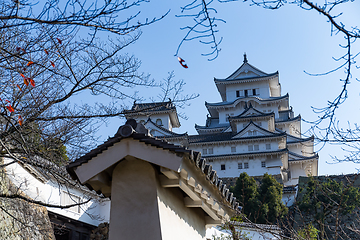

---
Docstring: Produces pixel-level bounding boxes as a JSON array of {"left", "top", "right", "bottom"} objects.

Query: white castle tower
[{"left": 124, "top": 54, "right": 318, "bottom": 190}]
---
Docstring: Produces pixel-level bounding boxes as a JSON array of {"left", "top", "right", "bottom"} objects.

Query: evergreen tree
[
  {"left": 231, "top": 173, "right": 287, "bottom": 224},
  {"left": 257, "top": 173, "right": 288, "bottom": 224},
  {"left": 231, "top": 172, "right": 260, "bottom": 223},
  {"left": 297, "top": 176, "right": 360, "bottom": 239}
]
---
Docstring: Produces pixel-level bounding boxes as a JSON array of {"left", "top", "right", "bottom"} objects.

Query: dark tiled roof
[
  {"left": 283, "top": 185, "right": 297, "bottom": 193},
  {"left": 66, "top": 122, "right": 239, "bottom": 210},
  {"left": 205, "top": 93, "right": 289, "bottom": 107},
  {"left": 67, "top": 132, "right": 190, "bottom": 180},
  {"left": 123, "top": 101, "right": 176, "bottom": 114},
  {"left": 188, "top": 129, "right": 285, "bottom": 144},
  {"left": 204, "top": 148, "right": 288, "bottom": 159},
  {"left": 275, "top": 114, "right": 301, "bottom": 123},
  {"left": 188, "top": 132, "right": 234, "bottom": 144},
  {"left": 229, "top": 103, "right": 274, "bottom": 120},
  {"left": 215, "top": 71, "right": 279, "bottom": 83},
  {"left": 233, "top": 121, "right": 285, "bottom": 139},
  {"left": 229, "top": 221, "right": 281, "bottom": 231},
  {"left": 18, "top": 157, "right": 101, "bottom": 197},
  {"left": 287, "top": 135, "right": 314, "bottom": 144},
  {"left": 288, "top": 151, "right": 318, "bottom": 161}
]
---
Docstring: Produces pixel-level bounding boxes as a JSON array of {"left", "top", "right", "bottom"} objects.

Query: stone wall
[
  {"left": 293, "top": 174, "right": 360, "bottom": 240},
  {"left": 0, "top": 163, "right": 55, "bottom": 240}
]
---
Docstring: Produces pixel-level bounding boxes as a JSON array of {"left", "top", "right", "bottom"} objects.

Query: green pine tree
[
  {"left": 231, "top": 172, "right": 260, "bottom": 223},
  {"left": 257, "top": 173, "right": 288, "bottom": 224},
  {"left": 231, "top": 173, "right": 287, "bottom": 224}
]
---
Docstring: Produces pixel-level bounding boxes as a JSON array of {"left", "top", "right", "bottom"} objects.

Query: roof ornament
[{"left": 243, "top": 53, "right": 248, "bottom": 63}]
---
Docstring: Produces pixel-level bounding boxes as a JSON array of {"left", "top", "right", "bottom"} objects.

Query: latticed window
[
  {"left": 261, "top": 161, "right": 266, "bottom": 168},
  {"left": 254, "top": 145, "right": 259, "bottom": 151},
  {"left": 244, "top": 163, "right": 249, "bottom": 169},
  {"left": 156, "top": 118, "right": 163, "bottom": 126},
  {"left": 231, "top": 147, "right": 236, "bottom": 153},
  {"left": 208, "top": 148, "right": 213, "bottom": 154},
  {"left": 203, "top": 149, "right": 207, "bottom": 154},
  {"left": 238, "top": 163, "right": 243, "bottom": 169},
  {"left": 266, "top": 144, "right": 271, "bottom": 150}
]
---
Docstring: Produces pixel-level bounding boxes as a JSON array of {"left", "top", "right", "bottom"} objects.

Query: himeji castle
[{"left": 124, "top": 54, "right": 319, "bottom": 191}]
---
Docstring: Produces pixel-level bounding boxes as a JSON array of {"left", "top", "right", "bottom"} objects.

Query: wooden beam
[
  {"left": 160, "top": 175, "right": 180, "bottom": 188},
  {"left": 205, "top": 216, "right": 222, "bottom": 227},
  {"left": 179, "top": 179, "right": 201, "bottom": 201},
  {"left": 160, "top": 167, "right": 179, "bottom": 179},
  {"left": 184, "top": 197, "right": 203, "bottom": 208}
]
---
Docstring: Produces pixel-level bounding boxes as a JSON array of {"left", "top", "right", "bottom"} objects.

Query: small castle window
[
  {"left": 203, "top": 149, "right": 207, "bottom": 155},
  {"left": 221, "top": 164, "right": 226, "bottom": 170},
  {"left": 156, "top": 119, "right": 163, "bottom": 126},
  {"left": 231, "top": 147, "right": 236, "bottom": 153},
  {"left": 236, "top": 90, "right": 244, "bottom": 97},
  {"left": 238, "top": 163, "right": 243, "bottom": 169},
  {"left": 208, "top": 148, "right": 213, "bottom": 154},
  {"left": 266, "top": 144, "right": 271, "bottom": 150},
  {"left": 244, "top": 163, "right": 249, "bottom": 169},
  {"left": 261, "top": 161, "right": 266, "bottom": 168},
  {"left": 254, "top": 145, "right": 259, "bottom": 151}
]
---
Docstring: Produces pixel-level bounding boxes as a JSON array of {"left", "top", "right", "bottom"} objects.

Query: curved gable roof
[
  {"left": 216, "top": 54, "right": 275, "bottom": 81},
  {"left": 205, "top": 93, "right": 289, "bottom": 108},
  {"left": 276, "top": 114, "right": 301, "bottom": 123},
  {"left": 229, "top": 103, "right": 274, "bottom": 120},
  {"left": 232, "top": 121, "right": 285, "bottom": 139}
]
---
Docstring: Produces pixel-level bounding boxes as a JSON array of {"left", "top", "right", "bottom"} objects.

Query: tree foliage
[
  {"left": 0, "top": 1, "right": 198, "bottom": 234},
  {"left": 296, "top": 176, "right": 360, "bottom": 239},
  {"left": 231, "top": 172, "right": 287, "bottom": 224}
]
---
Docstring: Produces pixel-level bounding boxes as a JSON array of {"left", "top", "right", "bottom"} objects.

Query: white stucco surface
[{"left": 4, "top": 158, "right": 110, "bottom": 227}]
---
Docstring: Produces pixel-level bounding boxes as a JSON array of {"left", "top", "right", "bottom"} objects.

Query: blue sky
[{"left": 97, "top": 1, "right": 360, "bottom": 175}]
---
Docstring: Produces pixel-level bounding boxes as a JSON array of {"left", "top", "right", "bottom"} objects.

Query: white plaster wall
[
  {"left": 191, "top": 141, "right": 280, "bottom": 159},
  {"left": 134, "top": 114, "right": 171, "bottom": 130},
  {"left": 301, "top": 142, "right": 315, "bottom": 157},
  {"left": 226, "top": 81, "right": 270, "bottom": 102},
  {"left": 282, "top": 192, "right": 296, "bottom": 207},
  {"left": 289, "top": 163, "right": 305, "bottom": 180},
  {"left": 157, "top": 185, "right": 207, "bottom": 240},
  {"left": 287, "top": 144, "right": 303, "bottom": 155},
  {"left": 217, "top": 105, "right": 278, "bottom": 124},
  {"left": 4, "top": 158, "right": 110, "bottom": 227},
  {"left": 210, "top": 159, "right": 281, "bottom": 178},
  {"left": 214, "top": 226, "right": 281, "bottom": 240},
  {"left": 240, "top": 228, "right": 281, "bottom": 240},
  {"left": 109, "top": 159, "right": 163, "bottom": 240}
]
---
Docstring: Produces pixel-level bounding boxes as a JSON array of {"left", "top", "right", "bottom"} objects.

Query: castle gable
[
  {"left": 225, "top": 54, "right": 268, "bottom": 80},
  {"left": 232, "top": 121, "right": 278, "bottom": 139}
]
